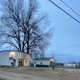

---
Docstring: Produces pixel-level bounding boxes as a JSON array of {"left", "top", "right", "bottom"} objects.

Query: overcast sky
[
  {"left": 39, "top": 0, "right": 80, "bottom": 62},
  {"left": 0, "top": 0, "right": 80, "bottom": 63}
]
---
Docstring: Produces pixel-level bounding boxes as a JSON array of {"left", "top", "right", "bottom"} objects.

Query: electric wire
[
  {"left": 53, "top": 44, "right": 80, "bottom": 51},
  {"left": 49, "top": 0, "right": 80, "bottom": 23},
  {"left": 60, "top": 0, "right": 80, "bottom": 17}
]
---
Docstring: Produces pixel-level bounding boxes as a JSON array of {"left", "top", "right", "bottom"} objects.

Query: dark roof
[
  {"left": 0, "top": 50, "right": 31, "bottom": 55},
  {"left": 34, "top": 58, "right": 53, "bottom": 60},
  {"left": 0, "top": 50, "right": 18, "bottom": 52},
  {"left": 0, "top": 50, "right": 24, "bottom": 53}
]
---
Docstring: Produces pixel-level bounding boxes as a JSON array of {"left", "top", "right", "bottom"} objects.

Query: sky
[
  {"left": 0, "top": 0, "right": 80, "bottom": 63},
  {"left": 39, "top": 0, "right": 80, "bottom": 63}
]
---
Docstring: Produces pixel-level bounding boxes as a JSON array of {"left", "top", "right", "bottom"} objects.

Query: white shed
[
  {"left": 33, "top": 58, "right": 55, "bottom": 67},
  {"left": 0, "top": 50, "right": 31, "bottom": 67}
]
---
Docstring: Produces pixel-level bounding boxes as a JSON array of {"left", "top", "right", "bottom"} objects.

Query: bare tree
[{"left": 0, "top": 0, "right": 53, "bottom": 58}]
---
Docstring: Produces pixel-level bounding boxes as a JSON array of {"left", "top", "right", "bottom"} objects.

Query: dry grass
[{"left": 0, "top": 67, "right": 80, "bottom": 80}]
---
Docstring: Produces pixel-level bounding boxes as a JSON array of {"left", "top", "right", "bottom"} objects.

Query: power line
[
  {"left": 49, "top": 0, "right": 80, "bottom": 23},
  {"left": 53, "top": 44, "right": 80, "bottom": 51},
  {"left": 60, "top": 0, "right": 80, "bottom": 17}
]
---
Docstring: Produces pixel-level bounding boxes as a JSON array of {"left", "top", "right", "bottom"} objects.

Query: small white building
[
  {"left": 33, "top": 58, "right": 55, "bottom": 67},
  {"left": 0, "top": 50, "right": 31, "bottom": 67}
]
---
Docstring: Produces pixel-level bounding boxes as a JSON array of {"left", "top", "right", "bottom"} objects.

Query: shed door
[{"left": 50, "top": 61, "right": 53, "bottom": 67}]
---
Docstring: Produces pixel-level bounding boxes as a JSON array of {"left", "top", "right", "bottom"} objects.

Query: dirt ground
[{"left": 0, "top": 67, "right": 80, "bottom": 80}]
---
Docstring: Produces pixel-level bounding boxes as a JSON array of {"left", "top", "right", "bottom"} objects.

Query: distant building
[
  {"left": 64, "top": 63, "right": 76, "bottom": 68},
  {"left": 76, "top": 62, "right": 80, "bottom": 68},
  {"left": 33, "top": 58, "right": 56, "bottom": 67},
  {"left": 0, "top": 50, "right": 31, "bottom": 67}
]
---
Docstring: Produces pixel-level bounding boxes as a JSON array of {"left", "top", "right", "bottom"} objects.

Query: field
[{"left": 0, "top": 67, "right": 80, "bottom": 80}]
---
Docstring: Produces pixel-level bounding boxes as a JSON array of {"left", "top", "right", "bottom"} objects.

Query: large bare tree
[{"left": 0, "top": 0, "right": 53, "bottom": 58}]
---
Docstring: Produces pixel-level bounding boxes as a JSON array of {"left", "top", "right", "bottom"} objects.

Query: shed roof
[{"left": 34, "top": 57, "right": 55, "bottom": 61}]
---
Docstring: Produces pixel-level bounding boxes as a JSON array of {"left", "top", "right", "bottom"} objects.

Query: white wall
[
  {"left": 0, "top": 50, "right": 31, "bottom": 67},
  {"left": 16, "top": 52, "right": 31, "bottom": 66},
  {"left": 15, "top": 51, "right": 23, "bottom": 66},
  {"left": 34, "top": 60, "right": 50, "bottom": 65},
  {"left": 0, "top": 51, "right": 16, "bottom": 66}
]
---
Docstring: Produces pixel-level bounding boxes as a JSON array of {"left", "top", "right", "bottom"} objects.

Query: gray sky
[
  {"left": 0, "top": 0, "right": 80, "bottom": 63},
  {"left": 39, "top": 0, "right": 80, "bottom": 62}
]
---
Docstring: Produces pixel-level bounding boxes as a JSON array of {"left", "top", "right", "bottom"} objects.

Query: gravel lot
[{"left": 0, "top": 67, "right": 80, "bottom": 80}]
